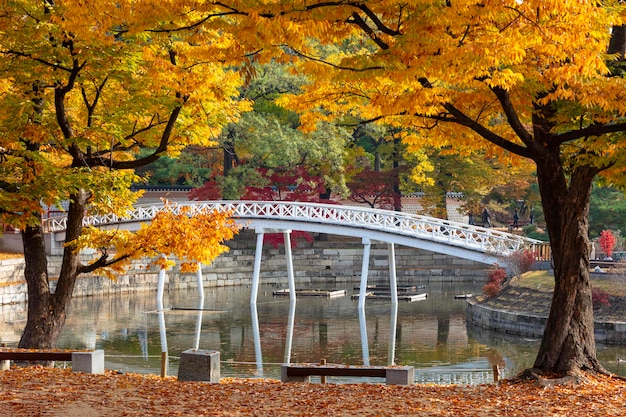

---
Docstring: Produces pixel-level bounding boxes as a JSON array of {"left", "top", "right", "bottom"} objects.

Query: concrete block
[
  {"left": 385, "top": 366, "right": 414, "bottom": 385},
  {"left": 72, "top": 350, "right": 105, "bottom": 374},
  {"left": 178, "top": 349, "right": 220, "bottom": 383}
]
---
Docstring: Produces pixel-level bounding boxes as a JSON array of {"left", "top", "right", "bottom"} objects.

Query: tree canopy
[
  {"left": 4, "top": 0, "right": 626, "bottom": 379},
  {"left": 231, "top": 0, "right": 626, "bottom": 377},
  {"left": 0, "top": 0, "right": 249, "bottom": 348}
]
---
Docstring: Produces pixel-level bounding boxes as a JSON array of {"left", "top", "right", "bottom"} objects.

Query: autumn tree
[
  {"left": 346, "top": 166, "right": 400, "bottom": 210},
  {"left": 218, "top": 1, "right": 626, "bottom": 378},
  {"left": 0, "top": 1, "right": 249, "bottom": 348}
]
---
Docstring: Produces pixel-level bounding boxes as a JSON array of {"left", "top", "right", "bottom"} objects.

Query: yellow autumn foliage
[{"left": 75, "top": 203, "right": 239, "bottom": 278}]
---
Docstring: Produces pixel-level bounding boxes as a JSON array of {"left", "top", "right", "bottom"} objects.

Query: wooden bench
[
  {"left": 281, "top": 363, "right": 414, "bottom": 385},
  {"left": 0, "top": 349, "right": 105, "bottom": 374}
]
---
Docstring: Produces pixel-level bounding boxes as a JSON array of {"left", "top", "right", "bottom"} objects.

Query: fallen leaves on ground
[
  {"left": 0, "top": 253, "right": 22, "bottom": 261},
  {"left": 0, "top": 367, "right": 625, "bottom": 416}
]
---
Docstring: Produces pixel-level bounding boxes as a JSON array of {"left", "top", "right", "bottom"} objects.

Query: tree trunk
[
  {"left": 18, "top": 190, "right": 89, "bottom": 349},
  {"left": 18, "top": 223, "right": 59, "bottom": 349},
  {"left": 392, "top": 137, "right": 402, "bottom": 212},
  {"left": 608, "top": 25, "right": 626, "bottom": 59},
  {"left": 531, "top": 150, "right": 603, "bottom": 374}
]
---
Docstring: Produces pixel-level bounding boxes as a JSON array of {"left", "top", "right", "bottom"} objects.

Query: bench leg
[
  {"left": 72, "top": 350, "right": 105, "bottom": 374},
  {"left": 280, "top": 365, "right": 310, "bottom": 383},
  {"left": 385, "top": 367, "right": 414, "bottom": 385}
]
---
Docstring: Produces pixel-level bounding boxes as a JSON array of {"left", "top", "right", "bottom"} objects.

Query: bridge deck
[{"left": 43, "top": 201, "right": 544, "bottom": 265}]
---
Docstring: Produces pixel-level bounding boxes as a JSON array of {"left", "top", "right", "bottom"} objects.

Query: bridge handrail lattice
[{"left": 43, "top": 200, "right": 543, "bottom": 257}]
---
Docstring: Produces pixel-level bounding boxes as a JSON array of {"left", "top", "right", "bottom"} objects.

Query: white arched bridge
[
  {"left": 44, "top": 201, "right": 544, "bottom": 297},
  {"left": 44, "top": 200, "right": 541, "bottom": 265}
]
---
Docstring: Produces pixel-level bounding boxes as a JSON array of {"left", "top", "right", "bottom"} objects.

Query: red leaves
[
  {"left": 592, "top": 288, "right": 611, "bottom": 308},
  {"left": 599, "top": 230, "right": 617, "bottom": 259},
  {"left": 483, "top": 268, "right": 507, "bottom": 297}
]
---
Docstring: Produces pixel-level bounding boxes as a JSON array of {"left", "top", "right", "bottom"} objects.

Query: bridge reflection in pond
[{"left": 25, "top": 282, "right": 624, "bottom": 383}]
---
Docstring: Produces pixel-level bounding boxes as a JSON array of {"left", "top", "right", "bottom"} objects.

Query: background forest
[{"left": 136, "top": 62, "right": 625, "bottom": 246}]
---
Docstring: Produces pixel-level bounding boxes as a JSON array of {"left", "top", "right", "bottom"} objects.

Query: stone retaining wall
[
  {"left": 466, "top": 297, "right": 626, "bottom": 345},
  {"left": 0, "top": 231, "right": 491, "bottom": 305}
]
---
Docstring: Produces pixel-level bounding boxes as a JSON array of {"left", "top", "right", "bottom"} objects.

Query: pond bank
[{"left": 466, "top": 276, "right": 626, "bottom": 345}]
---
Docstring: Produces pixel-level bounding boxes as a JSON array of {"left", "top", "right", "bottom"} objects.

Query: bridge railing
[{"left": 43, "top": 201, "right": 542, "bottom": 257}]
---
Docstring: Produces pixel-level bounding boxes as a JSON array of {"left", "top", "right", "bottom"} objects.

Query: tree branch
[
  {"left": 553, "top": 122, "right": 626, "bottom": 144},
  {"left": 346, "top": 12, "right": 390, "bottom": 50},
  {"left": 490, "top": 86, "right": 533, "bottom": 145},
  {"left": 0, "top": 50, "right": 72, "bottom": 72},
  {"left": 82, "top": 104, "right": 184, "bottom": 170},
  {"left": 440, "top": 102, "right": 533, "bottom": 158},
  {"left": 352, "top": 3, "right": 401, "bottom": 36},
  {"left": 288, "top": 47, "right": 384, "bottom": 71},
  {"left": 79, "top": 252, "right": 132, "bottom": 275}
]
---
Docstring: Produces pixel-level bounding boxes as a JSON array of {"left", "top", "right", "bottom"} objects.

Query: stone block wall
[
  {"left": 0, "top": 230, "right": 491, "bottom": 305},
  {"left": 466, "top": 297, "right": 626, "bottom": 345}
]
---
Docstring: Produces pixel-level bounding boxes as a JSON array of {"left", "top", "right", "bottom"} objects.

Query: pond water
[{"left": 3, "top": 280, "right": 626, "bottom": 384}]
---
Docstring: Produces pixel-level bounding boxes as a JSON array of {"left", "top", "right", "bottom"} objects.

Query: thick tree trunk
[
  {"left": 18, "top": 223, "right": 59, "bottom": 349},
  {"left": 18, "top": 190, "right": 89, "bottom": 349},
  {"left": 532, "top": 151, "right": 603, "bottom": 374}
]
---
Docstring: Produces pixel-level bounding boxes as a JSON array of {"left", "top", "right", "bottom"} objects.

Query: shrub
[
  {"left": 599, "top": 230, "right": 617, "bottom": 259},
  {"left": 592, "top": 288, "right": 611, "bottom": 308},
  {"left": 507, "top": 250, "right": 537, "bottom": 277},
  {"left": 482, "top": 268, "right": 507, "bottom": 297}
]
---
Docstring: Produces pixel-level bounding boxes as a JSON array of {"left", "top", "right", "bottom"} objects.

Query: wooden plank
[
  {"left": 272, "top": 289, "right": 346, "bottom": 298},
  {"left": 286, "top": 365, "right": 387, "bottom": 378},
  {"left": 0, "top": 351, "right": 73, "bottom": 361},
  {"left": 351, "top": 293, "right": 428, "bottom": 302},
  {"left": 354, "top": 285, "right": 425, "bottom": 293}
]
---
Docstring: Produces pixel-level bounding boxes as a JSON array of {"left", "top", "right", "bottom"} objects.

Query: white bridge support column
[
  {"left": 358, "top": 238, "right": 372, "bottom": 365},
  {"left": 358, "top": 238, "right": 372, "bottom": 311},
  {"left": 250, "top": 230, "right": 266, "bottom": 306},
  {"left": 283, "top": 230, "right": 296, "bottom": 364},
  {"left": 250, "top": 230, "right": 265, "bottom": 376},
  {"left": 194, "top": 263, "right": 204, "bottom": 351},
  {"left": 157, "top": 266, "right": 168, "bottom": 377},
  {"left": 388, "top": 243, "right": 398, "bottom": 365},
  {"left": 250, "top": 228, "right": 297, "bottom": 371}
]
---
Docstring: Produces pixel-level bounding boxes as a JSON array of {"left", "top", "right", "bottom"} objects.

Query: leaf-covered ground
[{"left": 0, "top": 367, "right": 624, "bottom": 416}]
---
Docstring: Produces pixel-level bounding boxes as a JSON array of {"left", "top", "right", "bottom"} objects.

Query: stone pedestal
[
  {"left": 385, "top": 366, "right": 414, "bottom": 385},
  {"left": 178, "top": 349, "right": 220, "bottom": 382},
  {"left": 72, "top": 350, "right": 105, "bottom": 374}
]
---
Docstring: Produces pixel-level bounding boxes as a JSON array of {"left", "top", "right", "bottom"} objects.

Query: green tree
[
  {"left": 197, "top": 62, "right": 351, "bottom": 199},
  {"left": 136, "top": 146, "right": 219, "bottom": 186},
  {"left": 589, "top": 185, "right": 626, "bottom": 238}
]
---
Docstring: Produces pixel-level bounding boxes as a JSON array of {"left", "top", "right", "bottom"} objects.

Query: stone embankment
[
  {"left": 0, "top": 230, "right": 490, "bottom": 305},
  {"left": 466, "top": 281, "right": 626, "bottom": 345}
]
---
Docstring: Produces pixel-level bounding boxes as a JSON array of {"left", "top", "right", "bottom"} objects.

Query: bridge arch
[
  {"left": 45, "top": 200, "right": 540, "bottom": 263},
  {"left": 44, "top": 200, "right": 542, "bottom": 303}
]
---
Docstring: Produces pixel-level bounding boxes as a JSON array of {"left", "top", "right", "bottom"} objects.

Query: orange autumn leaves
[
  {"left": 76, "top": 203, "right": 239, "bottom": 277},
  {"left": 0, "top": 367, "right": 625, "bottom": 416}
]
